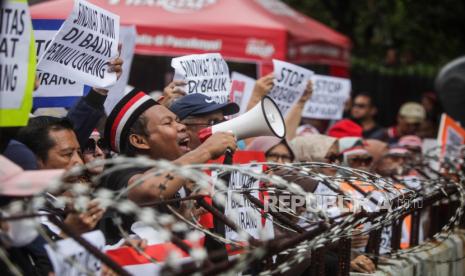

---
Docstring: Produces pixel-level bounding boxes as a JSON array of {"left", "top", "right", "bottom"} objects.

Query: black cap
[{"left": 169, "top": 93, "right": 240, "bottom": 120}]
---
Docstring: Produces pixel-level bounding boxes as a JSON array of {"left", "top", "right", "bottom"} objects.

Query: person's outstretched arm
[
  {"left": 67, "top": 58, "right": 124, "bottom": 148},
  {"left": 246, "top": 73, "right": 274, "bottom": 112},
  {"left": 285, "top": 80, "right": 313, "bottom": 141}
]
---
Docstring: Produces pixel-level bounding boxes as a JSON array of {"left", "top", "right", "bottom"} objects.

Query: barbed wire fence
[{"left": 0, "top": 144, "right": 464, "bottom": 275}]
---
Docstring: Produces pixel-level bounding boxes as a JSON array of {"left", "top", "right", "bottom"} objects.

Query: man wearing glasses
[
  {"left": 350, "top": 93, "right": 384, "bottom": 140},
  {"left": 170, "top": 93, "right": 240, "bottom": 151}
]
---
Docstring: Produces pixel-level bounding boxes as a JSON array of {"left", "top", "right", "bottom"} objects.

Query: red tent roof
[{"left": 31, "top": 0, "right": 350, "bottom": 67}]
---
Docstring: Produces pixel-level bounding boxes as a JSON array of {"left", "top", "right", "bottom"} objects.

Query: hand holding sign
[
  {"left": 268, "top": 60, "right": 314, "bottom": 115},
  {"left": 62, "top": 199, "right": 106, "bottom": 237},
  {"left": 253, "top": 73, "right": 274, "bottom": 98},
  {"left": 299, "top": 80, "right": 313, "bottom": 104},
  {"left": 93, "top": 55, "right": 124, "bottom": 95},
  {"left": 159, "top": 80, "right": 187, "bottom": 107},
  {"left": 245, "top": 73, "right": 275, "bottom": 113},
  {"left": 108, "top": 44, "right": 123, "bottom": 78}
]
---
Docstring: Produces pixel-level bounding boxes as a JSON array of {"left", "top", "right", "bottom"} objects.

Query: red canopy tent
[{"left": 31, "top": 0, "right": 350, "bottom": 77}]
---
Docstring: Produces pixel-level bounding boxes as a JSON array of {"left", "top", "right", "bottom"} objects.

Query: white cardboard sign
[
  {"left": 268, "top": 60, "right": 313, "bottom": 115},
  {"left": 34, "top": 26, "right": 84, "bottom": 99},
  {"left": 302, "top": 75, "right": 351, "bottom": 120},
  {"left": 104, "top": 25, "right": 137, "bottom": 114},
  {"left": 171, "top": 53, "right": 230, "bottom": 103},
  {"left": 225, "top": 165, "right": 274, "bottom": 241},
  {"left": 45, "top": 230, "right": 105, "bottom": 276},
  {"left": 37, "top": 0, "right": 120, "bottom": 88},
  {"left": 0, "top": 1, "right": 33, "bottom": 109},
  {"left": 230, "top": 72, "right": 255, "bottom": 115}
]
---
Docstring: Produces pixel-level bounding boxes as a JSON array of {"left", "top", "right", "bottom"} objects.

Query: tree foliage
[{"left": 283, "top": 0, "right": 465, "bottom": 69}]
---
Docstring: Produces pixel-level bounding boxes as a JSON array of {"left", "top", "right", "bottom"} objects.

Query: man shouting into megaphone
[
  {"left": 100, "top": 89, "right": 238, "bottom": 244},
  {"left": 169, "top": 93, "right": 241, "bottom": 151}
]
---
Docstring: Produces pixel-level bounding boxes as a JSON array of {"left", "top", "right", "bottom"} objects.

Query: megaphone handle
[
  {"left": 200, "top": 147, "right": 234, "bottom": 262},
  {"left": 223, "top": 147, "right": 234, "bottom": 165}
]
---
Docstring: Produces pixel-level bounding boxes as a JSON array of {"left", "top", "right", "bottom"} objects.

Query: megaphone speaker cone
[
  {"left": 198, "top": 96, "right": 286, "bottom": 142},
  {"left": 261, "top": 96, "right": 286, "bottom": 139}
]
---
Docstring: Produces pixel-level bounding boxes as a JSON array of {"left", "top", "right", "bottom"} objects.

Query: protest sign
[
  {"left": 37, "top": 0, "right": 120, "bottom": 89},
  {"left": 210, "top": 151, "right": 274, "bottom": 241},
  {"left": 268, "top": 60, "right": 313, "bottom": 115},
  {"left": 230, "top": 72, "right": 255, "bottom": 115},
  {"left": 0, "top": 0, "right": 36, "bottom": 127},
  {"left": 422, "top": 138, "right": 440, "bottom": 172},
  {"left": 32, "top": 19, "right": 89, "bottom": 108},
  {"left": 171, "top": 53, "right": 230, "bottom": 103},
  {"left": 200, "top": 151, "right": 270, "bottom": 229},
  {"left": 437, "top": 114, "right": 465, "bottom": 166},
  {"left": 45, "top": 230, "right": 105, "bottom": 275},
  {"left": 422, "top": 138, "right": 438, "bottom": 155},
  {"left": 438, "top": 113, "right": 465, "bottom": 149},
  {"left": 104, "top": 25, "right": 137, "bottom": 114},
  {"left": 302, "top": 75, "right": 351, "bottom": 120},
  {"left": 225, "top": 165, "right": 274, "bottom": 241}
]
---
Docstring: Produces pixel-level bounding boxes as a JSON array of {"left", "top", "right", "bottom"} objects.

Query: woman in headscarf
[
  {"left": 290, "top": 134, "right": 339, "bottom": 163},
  {"left": 290, "top": 134, "right": 340, "bottom": 178},
  {"left": 246, "top": 136, "right": 294, "bottom": 164}
]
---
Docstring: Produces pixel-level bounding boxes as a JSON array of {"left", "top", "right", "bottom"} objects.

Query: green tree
[{"left": 283, "top": 0, "right": 465, "bottom": 71}]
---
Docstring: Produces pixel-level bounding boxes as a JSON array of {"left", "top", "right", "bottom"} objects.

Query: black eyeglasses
[
  {"left": 347, "top": 156, "right": 373, "bottom": 166},
  {"left": 83, "top": 138, "right": 110, "bottom": 155},
  {"left": 266, "top": 153, "right": 293, "bottom": 162},
  {"left": 182, "top": 118, "right": 226, "bottom": 127}
]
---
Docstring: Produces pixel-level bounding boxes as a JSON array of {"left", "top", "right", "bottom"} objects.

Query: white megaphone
[{"left": 198, "top": 96, "right": 286, "bottom": 142}]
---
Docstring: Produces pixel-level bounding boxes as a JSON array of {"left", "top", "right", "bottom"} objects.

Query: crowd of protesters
[{"left": 0, "top": 50, "right": 447, "bottom": 276}]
